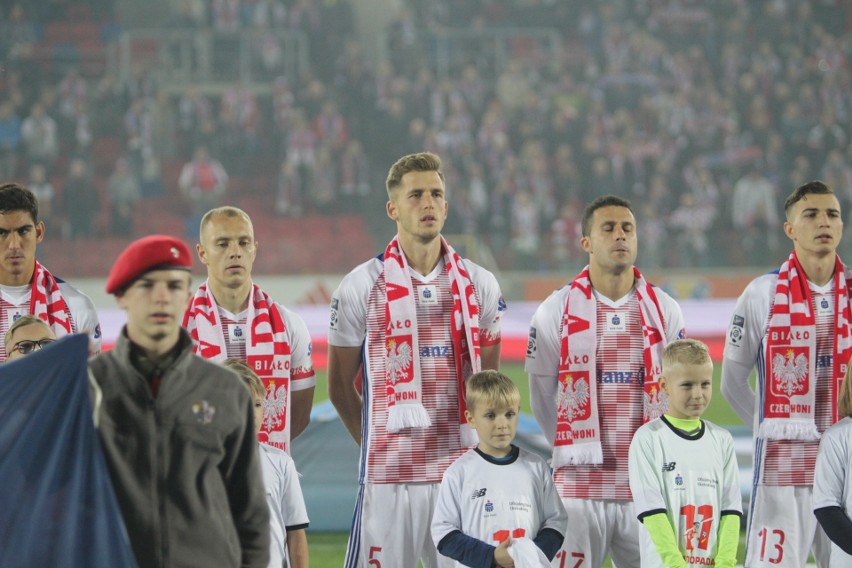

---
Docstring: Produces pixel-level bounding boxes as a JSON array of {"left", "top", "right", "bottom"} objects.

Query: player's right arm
[
  {"left": 327, "top": 264, "right": 372, "bottom": 445},
  {"left": 328, "top": 345, "right": 363, "bottom": 444},
  {"left": 721, "top": 275, "right": 771, "bottom": 427},
  {"left": 525, "top": 290, "right": 564, "bottom": 447}
]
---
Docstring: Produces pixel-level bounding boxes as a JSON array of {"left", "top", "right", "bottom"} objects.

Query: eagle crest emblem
[
  {"left": 386, "top": 338, "right": 413, "bottom": 385},
  {"left": 557, "top": 373, "right": 591, "bottom": 421},
  {"left": 262, "top": 381, "right": 288, "bottom": 431},
  {"left": 772, "top": 348, "right": 809, "bottom": 397},
  {"left": 643, "top": 385, "right": 668, "bottom": 421}
]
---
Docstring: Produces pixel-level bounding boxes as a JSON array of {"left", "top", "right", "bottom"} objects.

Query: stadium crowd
[{"left": 0, "top": 0, "right": 850, "bottom": 272}]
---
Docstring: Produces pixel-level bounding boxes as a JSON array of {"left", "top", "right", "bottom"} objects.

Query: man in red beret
[
  {"left": 90, "top": 234, "right": 270, "bottom": 568},
  {"left": 0, "top": 182, "right": 100, "bottom": 362},
  {"left": 183, "top": 206, "right": 315, "bottom": 454}
]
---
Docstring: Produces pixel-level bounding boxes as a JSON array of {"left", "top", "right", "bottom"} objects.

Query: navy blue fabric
[{"left": 0, "top": 335, "right": 137, "bottom": 567}]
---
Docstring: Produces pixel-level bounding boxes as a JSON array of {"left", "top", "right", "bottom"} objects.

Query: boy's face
[
  {"left": 660, "top": 360, "right": 714, "bottom": 420},
  {"left": 464, "top": 400, "right": 518, "bottom": 459}
]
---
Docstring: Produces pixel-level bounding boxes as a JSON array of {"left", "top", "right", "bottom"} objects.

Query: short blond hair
[
  {"left": 199, "top": 206, "right": 254, "bottom": 239},
  {"left": 465, "top": 370, "right": 520, "bottom": 412},
  {"left": 223, "top": 358, "right": 265, "bottom": 399},
  {"left": 662, "top": 338, "right": 712, "bottom": 371},
  {"left": 385, "top": 152, "right": 444, "bottom": 198}
]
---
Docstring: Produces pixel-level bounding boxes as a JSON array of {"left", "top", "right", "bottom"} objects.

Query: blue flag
[{"left": 0, "top": 334, "right": 137, "bottom": 567}]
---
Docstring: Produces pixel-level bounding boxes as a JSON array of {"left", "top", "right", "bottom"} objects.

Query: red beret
[{"left": 106, "top": 235, "right": 193, "bottom": 294}]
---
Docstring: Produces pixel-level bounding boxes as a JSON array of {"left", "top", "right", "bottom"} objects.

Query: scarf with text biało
[
  {"left": 761, "top": 251, "right": 852, "bottom": 440},
  {"left": 383, "top": 235, "right": 482, "bottom": 446},
  {"left": 553, "top": 266, "right": 668, "bottom": 467},
  {"left": 30, "top": 261, "right": 74, "bottom": 337},
  {"left": 183, "top": 281, "right": 293, "bottom": 452}
]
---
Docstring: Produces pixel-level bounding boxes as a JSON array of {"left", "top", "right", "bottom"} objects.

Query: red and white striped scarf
[
  {"left": 30, "top": 261, "right": 74, "bottom": 336},
  {"left": 554, "top": 266, "right": 668, "bottom": 467},
  {"left": 183, "top": 282, "right": 293, "bottom": 452},
  {"left": 383, "top": 235, "right": 481, "bottom": 446},
  {"left": 761, "top": 251, "right": 852, "bottom": 440}
]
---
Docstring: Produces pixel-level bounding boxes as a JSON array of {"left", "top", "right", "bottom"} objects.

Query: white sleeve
[
  {"left": 525, "top": 291, "right": 565, "bottom": 446},
  {"left": 60, "top": 281, "right": 102, "bottom": 355},
  {"left": 538, "top": 458, "right": 568, "bottom": 535},
  {"left": 628, "top": 426, "right": 666, "bottom": 516},
  {"left": 469, "top": 263, "right": 504, "bottom": 344},
  {"left": 431, "top": 462, "right": 464, "bottom": 546},
  {"left": 328, "top": 261, "right": 376, "bottom": 348},
  {"left": 721, "top": 276, "right": 771, "bottom": 427},
  {"left": 280, "top": 454, "right": 309, "bottom": 528},
  {"left": 720, "top": 429, "right": 744, "bottom": 514},
  {"left": 814, "top": 424, "right": 848, "bottom": 510},
  {"left": 656, "top": 288, "right": 685, "bottom": 342},
  {"left": 279, "top": 305, "right": 315, "bottom": 391}
]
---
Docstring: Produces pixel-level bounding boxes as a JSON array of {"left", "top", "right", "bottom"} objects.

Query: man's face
[
  {"left": 6, "top": 322, "right": 56, "bottom": 361},
  {"left": 784, "top": 193, "right": 843, "bottom": 259},
  {"left": 197, "top": 214, "right": 257, "bottom": 291},
  {"left": 0, "top": 210, "right": 44, "bottom": 286},
  {"left": 581, "top": 206, "right": 638, "bottom": 274},
  {"left": 386, "top": 170, "right": 448, "bottom": 243},
  {"left": 116, "top": 270, "right": 192, "bottom": 346}
]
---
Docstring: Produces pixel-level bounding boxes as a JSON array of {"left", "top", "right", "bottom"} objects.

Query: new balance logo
[
  {"left": 662, "top": 462, "right": 676, "bottom": 472},
  {"left": 471, "top": 488, "right": 487, "bottom": 500}
]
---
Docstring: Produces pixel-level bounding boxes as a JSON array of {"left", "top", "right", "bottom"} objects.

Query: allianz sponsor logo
[
  {"left": 596, "top": 369, "right": 645, "bottom": 384},
  {"left": 420, "top": 344, "right": 451, "bottom": 358}
]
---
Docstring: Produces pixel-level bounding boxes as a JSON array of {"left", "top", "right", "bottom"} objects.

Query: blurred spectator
[
  {"left": 20, "top": 103, "right": 59, "bottom": 172},
  {"left": 731, "top": 166, "right": 779, "bottom": 265},
  {"left": 177, "top": 85, "right": 212, "bottom": 157},
  {"left": 27, "top": 163, "right": 55, "bottom": 222},
  {"left": 0, "top": 100, "right": 21, "bottom": 180},
  {"left": 178, "top": 146, "right": 228, "bottom": 220},
  {"left": 2, "top": 4, "right": 37, "bottom": 67},
  {"left": 106, "top": 158, "right": 140, "bottom": 236},
  {"left": 63, "top": 158, "right": 99, "bottom": 240}
]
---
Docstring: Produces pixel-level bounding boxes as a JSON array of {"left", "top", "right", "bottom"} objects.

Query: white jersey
[
  {"left": 431, "top": 446, "right": 567, "bottom": 560},
  {"left": 526, "top": 284, "right": 684, "bottom": 499},
  {"left": 0, "top": 278, "right": 101, "bottom": 361},
  {"left": 217, "top": 303, "right": 316, "bottom": 391},
  {"left": 329, "top": 255, "right": 504, "bottom": 484},
  {"left": 723, "top": 272, "right": 838, "bottom": 485},
  {"left": 259, "top": 443, "right": 309, "bottom": 568},
  {"left": 629, "top": 418, "right": 742, "bottom": 568}
]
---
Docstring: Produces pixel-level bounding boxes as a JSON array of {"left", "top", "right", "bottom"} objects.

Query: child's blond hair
[
  {"left": 662, "top": 338, "right": 712, "bottom": 371},
  {"left": 223, "top": 358, "right": 266, "bottom": 400},
  {"left": 465, "top": 370, "right": 520, "bottom": 412}
]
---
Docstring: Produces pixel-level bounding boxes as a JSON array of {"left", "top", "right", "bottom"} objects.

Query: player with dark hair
[
  {"left": 0, "top": 182, "right": 99, "bottom": 361},
  {"left": 526, "top": 194, "right": 685, "bottom": 567},
  {"left": 722, "top": 180, "right": 849, "bottom": 567},
  {"left": 184, "top": 205, "right": 315, "bottom": 454}
]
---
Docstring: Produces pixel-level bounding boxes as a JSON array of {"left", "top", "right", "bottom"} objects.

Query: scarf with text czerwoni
[
  {"left": 761, "top": 251, "right": 852, "bottom": 440},
  {"left": 183, "top": 281, "right": 293, "bottom": 452},
  {"left": 554, "top": 266, "right": 668, "bottom": 467},
  {"left": 383, "top": 235, "right": 481, "bottom": 446}
]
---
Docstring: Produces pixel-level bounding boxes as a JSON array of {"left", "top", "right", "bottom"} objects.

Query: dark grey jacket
[{"left": 90, "top": 329, "right": 270, "bottom": 568}]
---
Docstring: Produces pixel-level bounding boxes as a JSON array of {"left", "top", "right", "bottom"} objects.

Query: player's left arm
[
  {"left": 63, "top": 283, "right": 102, "bottom": 355},
  {"left": 286, "top": 306, "right": 316, "bottom": 440},
  {"left": 715, "top": 430, "right": 743, "bottom": 567},
  {"left": 286, "top": 528, "right": 309, "bottom": 568},
  {"left": 474, "top": 265, "right": 504, "bottom": 371}
]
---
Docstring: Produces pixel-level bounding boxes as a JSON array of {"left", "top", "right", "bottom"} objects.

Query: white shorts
[
  {"left": 745, "top": 485, "right": 831, "bottom": 567},
  {"left": 344, "top": 483, "right": 455, "bottom": 568},
  {"left": 552, "top": 498, "right": 640, "bottom": 568}
]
